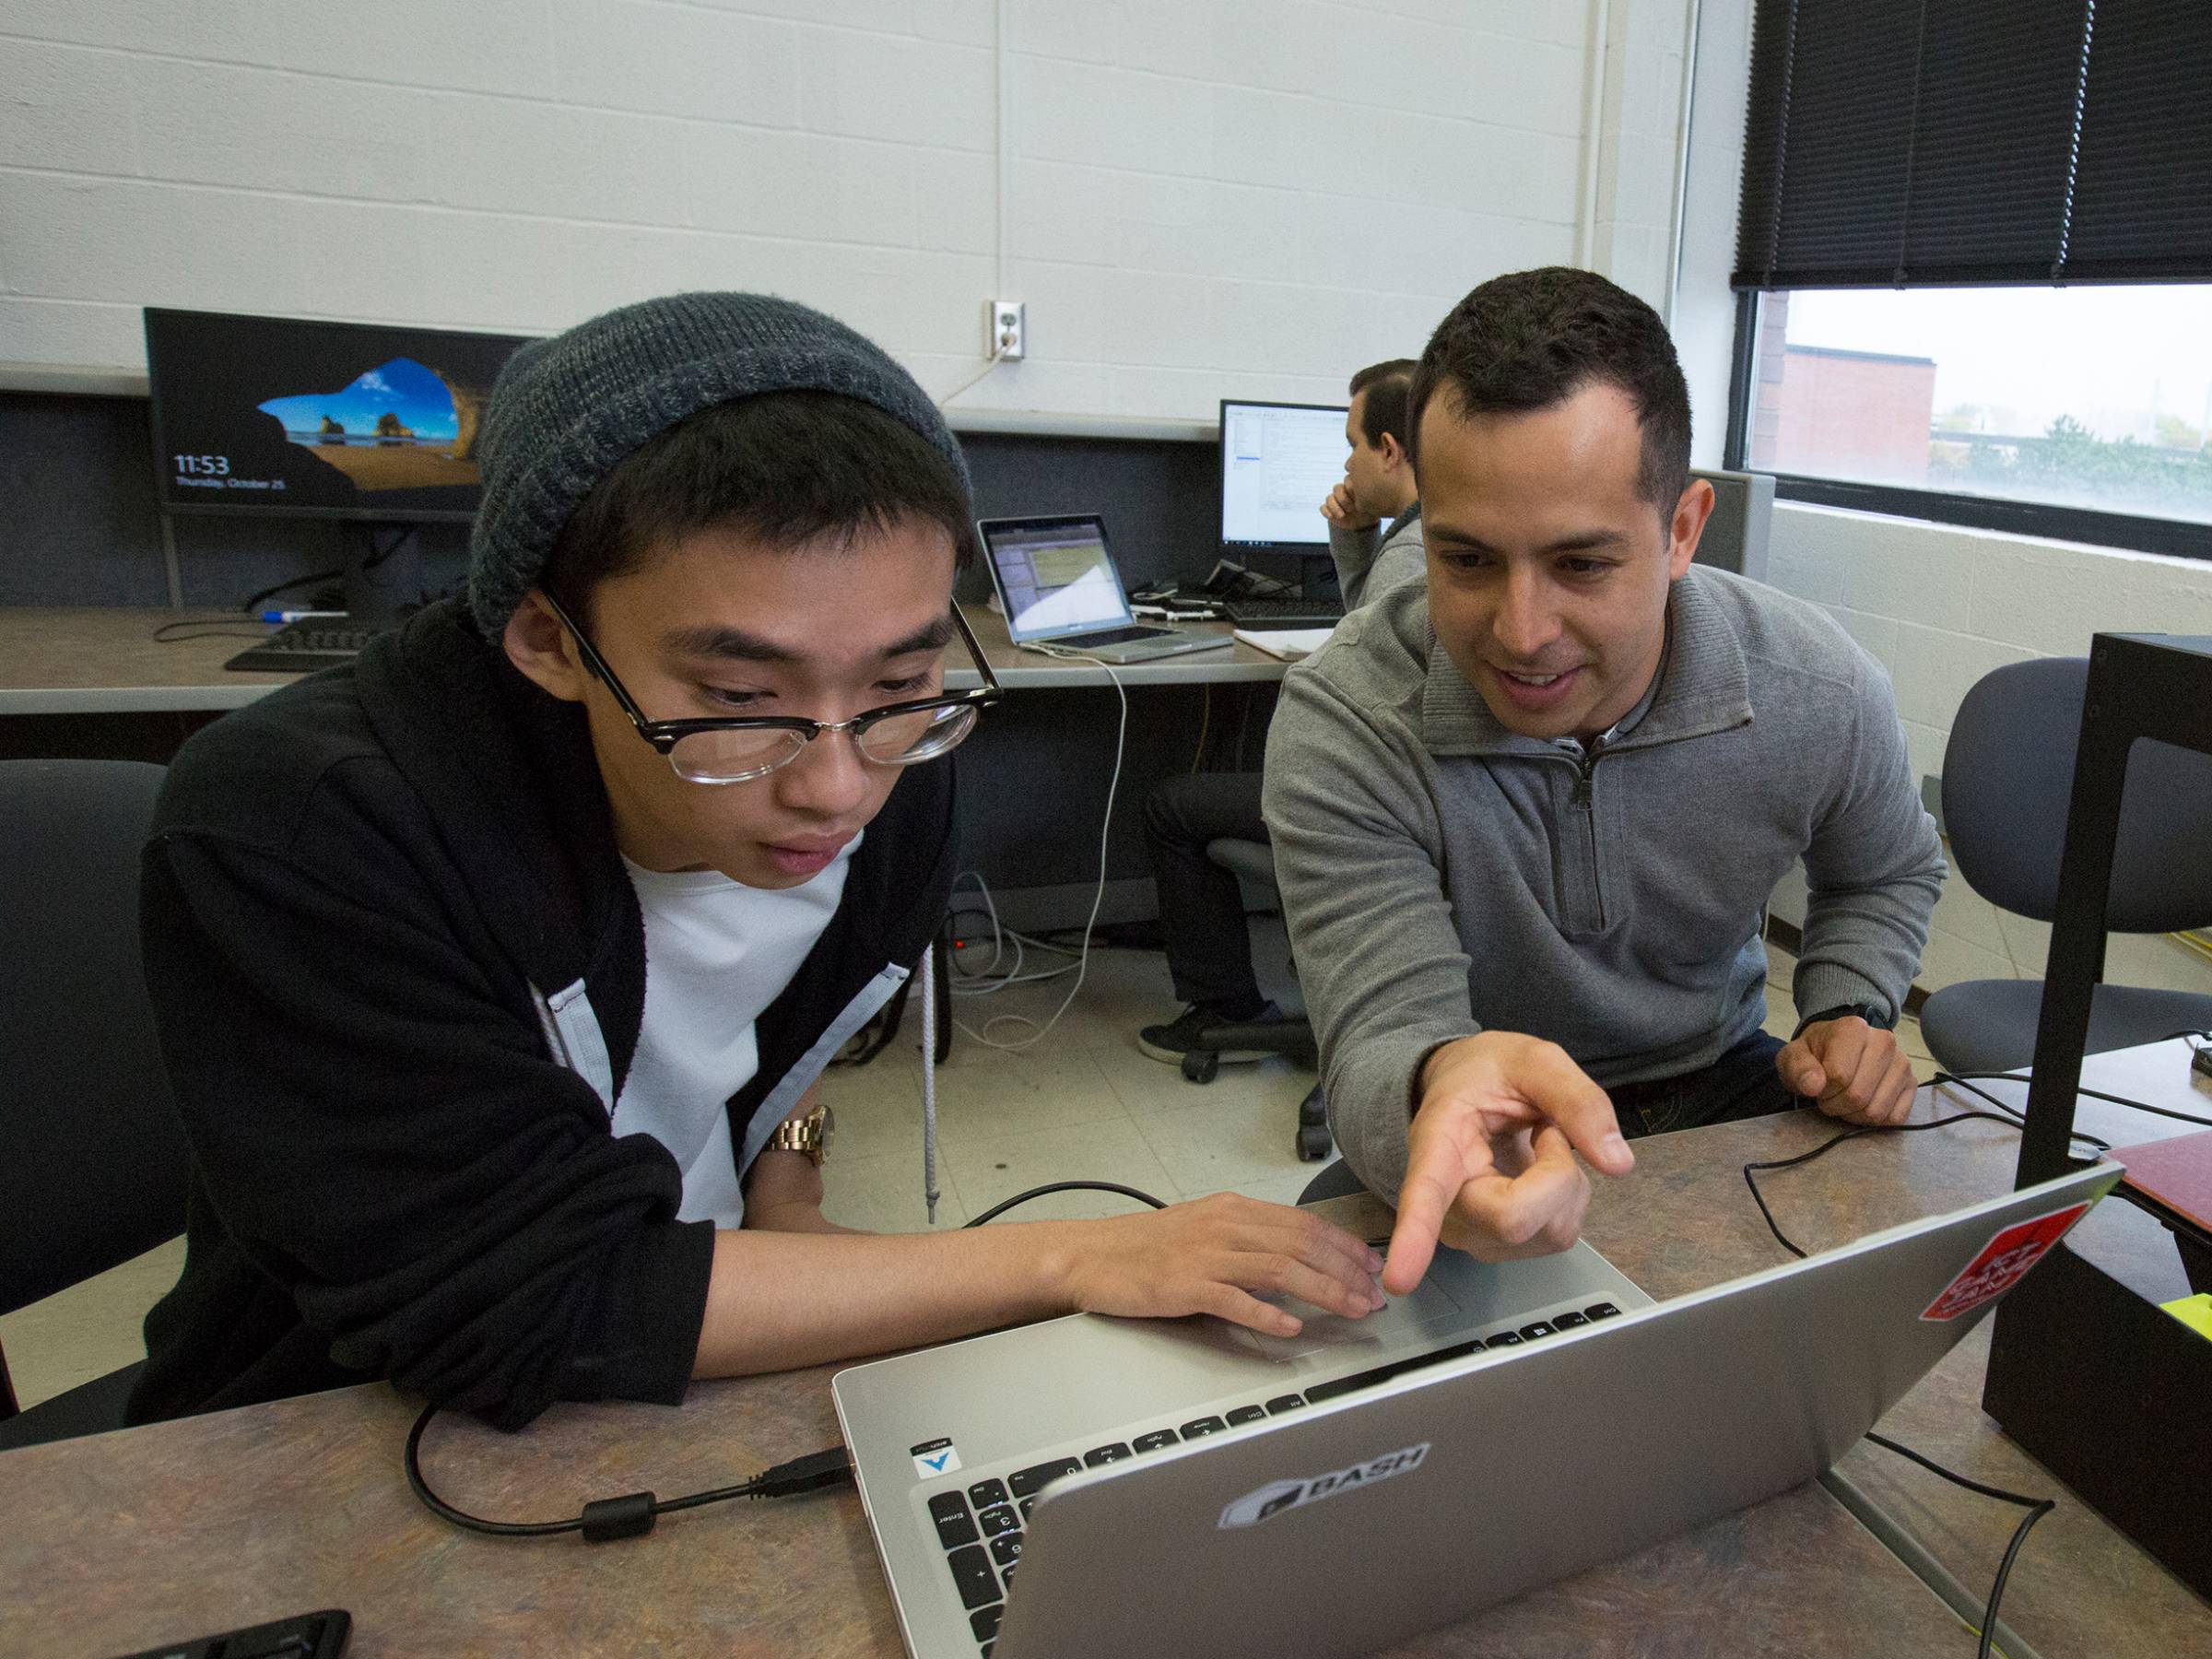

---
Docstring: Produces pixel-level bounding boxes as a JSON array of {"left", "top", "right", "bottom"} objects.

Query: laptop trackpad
[{"left": 1233, "top": 1272, "right": 1469, "bottom": 1363}]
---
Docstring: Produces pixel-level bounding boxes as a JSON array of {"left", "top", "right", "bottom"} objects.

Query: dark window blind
[{"left": 1733, "top": 0, "right": 2212, "bottom": 288}]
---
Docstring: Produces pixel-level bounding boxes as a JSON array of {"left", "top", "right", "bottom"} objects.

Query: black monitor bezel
[
  {"left": 1217, "top": 396, "right": 1350, "bottom": 556},
  {"left": 143, "top": 306, "right": 535, "bottom": 524}
]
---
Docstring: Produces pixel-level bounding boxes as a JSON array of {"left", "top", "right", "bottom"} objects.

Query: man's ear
[
  {"left": 1380, "top": 430, "right": 1407, "bottom": 473},
  {"left": 1665, "top": 478, "right": 1716, "bottom": 581},
  {"left": 503, "top": 590, "right": 590, "bottom": 704}
]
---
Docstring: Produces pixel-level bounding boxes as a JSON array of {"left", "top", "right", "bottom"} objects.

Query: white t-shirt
[{"left": 615, "top": 838, "right": 857, "bottom": 1227}]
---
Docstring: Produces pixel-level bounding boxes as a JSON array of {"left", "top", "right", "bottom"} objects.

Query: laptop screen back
[{"left": 982, "top": 516, "right": 1137, "bottom": 642}]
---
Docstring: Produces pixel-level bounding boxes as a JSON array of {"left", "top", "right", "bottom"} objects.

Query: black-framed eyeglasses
[{"left": 540, "top": 590, "right": 1004, "bottom": 785}]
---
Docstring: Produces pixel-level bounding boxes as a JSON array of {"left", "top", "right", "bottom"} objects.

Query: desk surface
[
  {"left": 0, "top": 606, "right": 1293, "bottom": 716},
  {"left": 6, "top": 1045, "right": 2209, "bottom": 1658}
]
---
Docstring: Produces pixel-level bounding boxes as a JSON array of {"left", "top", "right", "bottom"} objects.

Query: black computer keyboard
[
  {"left": 223, "top": 622, "right": 381, "bottom": 673},
  {"left": 1219, "top": 596, "right": 1346, "bottom": 627},
  {"left": 923, "top": 1300, "right": 1625, "bottom": 1650}
]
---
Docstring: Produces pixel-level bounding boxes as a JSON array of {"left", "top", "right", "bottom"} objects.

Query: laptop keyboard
[
  {"left": 1058, "top": 625, "right": 1172, "bottom": 648},
  {"left": 923, "top": 1300, "right": 1624, "bottom": 1653}
]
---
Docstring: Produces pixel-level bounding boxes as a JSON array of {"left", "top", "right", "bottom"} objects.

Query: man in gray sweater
[
  {"left": 1324, "top": 358, "right": 1427, "bottom": 609},
  {"left": 1265, "top": 269, "right": 1944, "bottom": 1294}
]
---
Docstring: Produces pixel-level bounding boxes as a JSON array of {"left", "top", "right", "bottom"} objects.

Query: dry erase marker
[{"left": 260, "top": 609, "right": 347, "bottom": 623}]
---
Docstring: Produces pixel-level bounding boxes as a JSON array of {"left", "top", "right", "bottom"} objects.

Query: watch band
[
  {"left": 1793, "top": 1001, "right": 1895, "bottom": 1039},
  {"left": 771, "top": 1103, "right": 832, "bottom": 1166}
]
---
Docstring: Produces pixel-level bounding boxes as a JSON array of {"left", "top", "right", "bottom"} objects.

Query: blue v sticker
[{"left": 911, "top": 1437, "right": 962, "bottom": 1479}]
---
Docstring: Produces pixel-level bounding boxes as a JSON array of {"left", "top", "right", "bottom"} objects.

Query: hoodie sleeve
[{"left": 140, "top": 803, "right": 713, "bottom": 1431}]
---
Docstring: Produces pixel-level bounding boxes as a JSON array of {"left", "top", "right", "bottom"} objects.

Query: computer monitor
[
  {"left": 1688, "top": 467, "right": 1774, "bottom": 582},
  {"left": 1218, "top": 399, "right": 1349, "bottom": 595},
  {"left": 144, "top": 308, "right": 534, "bottom": 621}
]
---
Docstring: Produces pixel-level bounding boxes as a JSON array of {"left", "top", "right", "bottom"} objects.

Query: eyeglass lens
[{"left": 666, "top": 702, "right": 978, "bottom": 783}]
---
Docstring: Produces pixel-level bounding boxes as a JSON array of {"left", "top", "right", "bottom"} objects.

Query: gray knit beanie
[{"left": 467, "top": 291, "right": 971, "bottom": 636}]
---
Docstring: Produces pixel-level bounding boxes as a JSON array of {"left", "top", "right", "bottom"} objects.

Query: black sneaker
[{"left": 1136, "top": 1002, "right": 1286, "bottom": 1065}]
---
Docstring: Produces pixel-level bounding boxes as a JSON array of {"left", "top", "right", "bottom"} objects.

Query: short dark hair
[
  {"left": 540, "top": 391, "right": 975, "bottom": 623},
  {"left": 1347, "top": 359, "right": 1418, "bottom": 450},
  {"left": 1406, "top": 267, "right": 1691, "bottom": 511}
]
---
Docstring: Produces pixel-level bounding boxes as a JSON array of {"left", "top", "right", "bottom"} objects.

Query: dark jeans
[
  {"left": 1142, "top": 771, "right": 1267, "bottom": 1010},
  {"left": 1607, "top": 1030, "right": 1795, "bottom": 1139}
]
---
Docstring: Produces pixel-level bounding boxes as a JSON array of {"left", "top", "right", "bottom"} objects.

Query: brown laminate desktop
[
  {"left": 4, "top": 1047, "right": 2208, "bottom": 1657},
  {"left": 0, "top": 606, "right": 1291, "bottom": 720}
]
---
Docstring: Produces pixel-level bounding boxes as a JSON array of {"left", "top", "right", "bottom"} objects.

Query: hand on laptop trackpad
[{"left": 1233, "top": 1276, "right": 1469, "bottom": 1363}]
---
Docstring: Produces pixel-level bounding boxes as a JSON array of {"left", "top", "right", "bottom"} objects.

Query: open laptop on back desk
[
  {"left": 978, "top": 515, "right": 1230, "bottom": 665},
  {"left": 834, "top": 1161, "right": 2116, "bottom": 1659}
]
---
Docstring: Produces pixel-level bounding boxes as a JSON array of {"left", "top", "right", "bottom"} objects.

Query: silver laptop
[
  {"left": 833, "top": 1161, "right": 2118, "bottom": 1659},
  {"left": 978, "top": 514, "right": 1232, "bottom": 665}
]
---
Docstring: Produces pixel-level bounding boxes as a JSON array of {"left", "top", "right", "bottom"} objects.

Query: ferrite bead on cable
[{"left": 580, "top": 1490, "right": 657, "bottom": 1542}]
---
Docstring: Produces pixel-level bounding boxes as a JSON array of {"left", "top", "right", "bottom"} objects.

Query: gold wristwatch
[{"left": 771, "top": 1102, "right": 834, "bottom": 1167}]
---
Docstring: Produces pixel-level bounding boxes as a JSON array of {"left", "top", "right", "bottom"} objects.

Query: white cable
[
  {"left": 921, "top": 935, "right": 940, "bottom": 1225},
  {"left": 954, "top": 651, "right": 1128, "bottom": 1051},
  {"left": 938, "top": 347, "right": 1004, "bottom": 406},
  {"left": 945, "top": 871, "right": 1084, "bottom": 994}
]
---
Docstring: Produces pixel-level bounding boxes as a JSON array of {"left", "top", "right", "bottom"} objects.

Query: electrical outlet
[{"left": 988, "top": 300, "right": 1025, "bottom": 360}]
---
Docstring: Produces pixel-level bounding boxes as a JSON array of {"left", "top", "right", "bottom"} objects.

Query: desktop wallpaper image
[{"left": 257, "top": 357, "right": 489, "bottom": 493}]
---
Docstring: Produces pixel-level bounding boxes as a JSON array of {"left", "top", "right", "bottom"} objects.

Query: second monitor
[{"left": 1218, "top": 399, "right": 1349, "bottom": 604}]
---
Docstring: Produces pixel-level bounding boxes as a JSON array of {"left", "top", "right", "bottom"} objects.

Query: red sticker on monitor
[{"left": 1920, "top": 1203, "right": 2090, "bottom": 1322}]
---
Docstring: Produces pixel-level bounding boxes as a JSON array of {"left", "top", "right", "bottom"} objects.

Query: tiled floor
[{"left": 0, "top": 928, "right": 1940, "bottom": 1412}]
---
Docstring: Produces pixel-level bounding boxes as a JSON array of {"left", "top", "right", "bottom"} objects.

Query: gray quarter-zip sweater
[{"left": 1263, "top": 565, "right": 1944, "bottom": 1202}]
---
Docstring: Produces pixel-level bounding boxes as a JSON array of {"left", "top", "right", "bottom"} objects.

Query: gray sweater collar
[{"left": 1418, "top": 568, "right": 1754, "bottom": 758}]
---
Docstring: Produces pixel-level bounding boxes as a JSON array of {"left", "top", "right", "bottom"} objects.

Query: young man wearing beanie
[
  {"left": 1264, "top": 268, "right": 1943, "bottom": 1297},
  {"left": 129, "top": 294, "right": 1385, "bottom": 1430}
]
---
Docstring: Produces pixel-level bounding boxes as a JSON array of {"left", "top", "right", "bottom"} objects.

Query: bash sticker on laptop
[
  {"left": 1921, "top": 1203, "right": 2091, "bottom": 1322},
  {"left": 911, "top": 1437, "right": 962, "bottom": 1479},
  {"left": 1218, "top": 1442, "right": 1430, "bottom": 1529}
]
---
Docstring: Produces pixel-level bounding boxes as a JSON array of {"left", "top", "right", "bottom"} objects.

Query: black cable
[
  {"left": 405, "top": 1180, "right": 1169, "bottom": 1540},
  {"left": 1742, "top": 1109, "right": 2040, "bottom": 1259},
  {"left": 963, "top": 1181, "right": 1169, "bottom": 1229},
  {"left": 1744, "top": 1103, "right": 2066, "bottom": 1658},
  {"left": 405, "top": 1399, "right": 853, "bottom": 1543},
  {"left": 1935, "top": 1067, "right": 2212, "bottom": 1131},
  {"left": 1865, "top": 1432, "right": 2055, "bottom": 1659},
  {"left": 1926, "top": 1074, "right": 2112, "bottom": 1151},
  {"left": 151, "top": 620, "right": 276, "bottom": 642}
]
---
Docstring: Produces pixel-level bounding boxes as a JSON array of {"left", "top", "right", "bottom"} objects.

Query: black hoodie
[{"left": 127, "top": 599, "right": 953, "bottom": 1430}]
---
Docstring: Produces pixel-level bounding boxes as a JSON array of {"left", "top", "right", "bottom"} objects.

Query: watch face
[{"left": 817, "top": 1104, "right": 834, "bottom": 1158}]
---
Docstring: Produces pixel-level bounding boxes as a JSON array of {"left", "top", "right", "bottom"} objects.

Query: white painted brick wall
[
  {"left": 0, "top": 0, "right": 1688, "bottom": 418},
  {"left": 1763, "top": 502, "right": 2212, "bottom": 1004}
]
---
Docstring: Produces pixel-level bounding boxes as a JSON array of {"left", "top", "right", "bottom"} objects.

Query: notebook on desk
[{"left": 833, "top": 1162, "right": 2117, "bottom": 1659}]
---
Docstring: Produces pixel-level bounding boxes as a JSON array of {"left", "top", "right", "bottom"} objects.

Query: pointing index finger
[{"left": 1382, "top": 1130, "right": 1496, "bottom": 1295}]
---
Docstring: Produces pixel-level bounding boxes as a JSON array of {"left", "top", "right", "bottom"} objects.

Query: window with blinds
[
  {"left": 1733, "top": 0, "right": 2211, "bottom": 290},
  {"left": 1726, "top": 0, "right": 2212, "bottom": 553}
]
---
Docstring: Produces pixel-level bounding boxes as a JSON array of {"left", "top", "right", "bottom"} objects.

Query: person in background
[
  {"left": 1134, "top": 354, "right": 1428, "bottom": 1067},
  {"left": 1322, "top": 358, "right": 1425, "bottom": 610}
]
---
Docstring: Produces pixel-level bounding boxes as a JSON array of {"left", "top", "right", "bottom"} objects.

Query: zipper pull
[{"left": 1571, "top": 766, "right": 1594, "bottom": 810}]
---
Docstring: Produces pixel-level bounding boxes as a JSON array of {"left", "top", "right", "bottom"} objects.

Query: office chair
[
  {"left": 1917, "top": 656, "right": 2212, "bottom": 1074},
  {"left": 0, "top": 759, "right": 193, "bottom": 1451},
  {"left": 1177, "top": 837, "right": 1333, "bottom": 1161}
]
